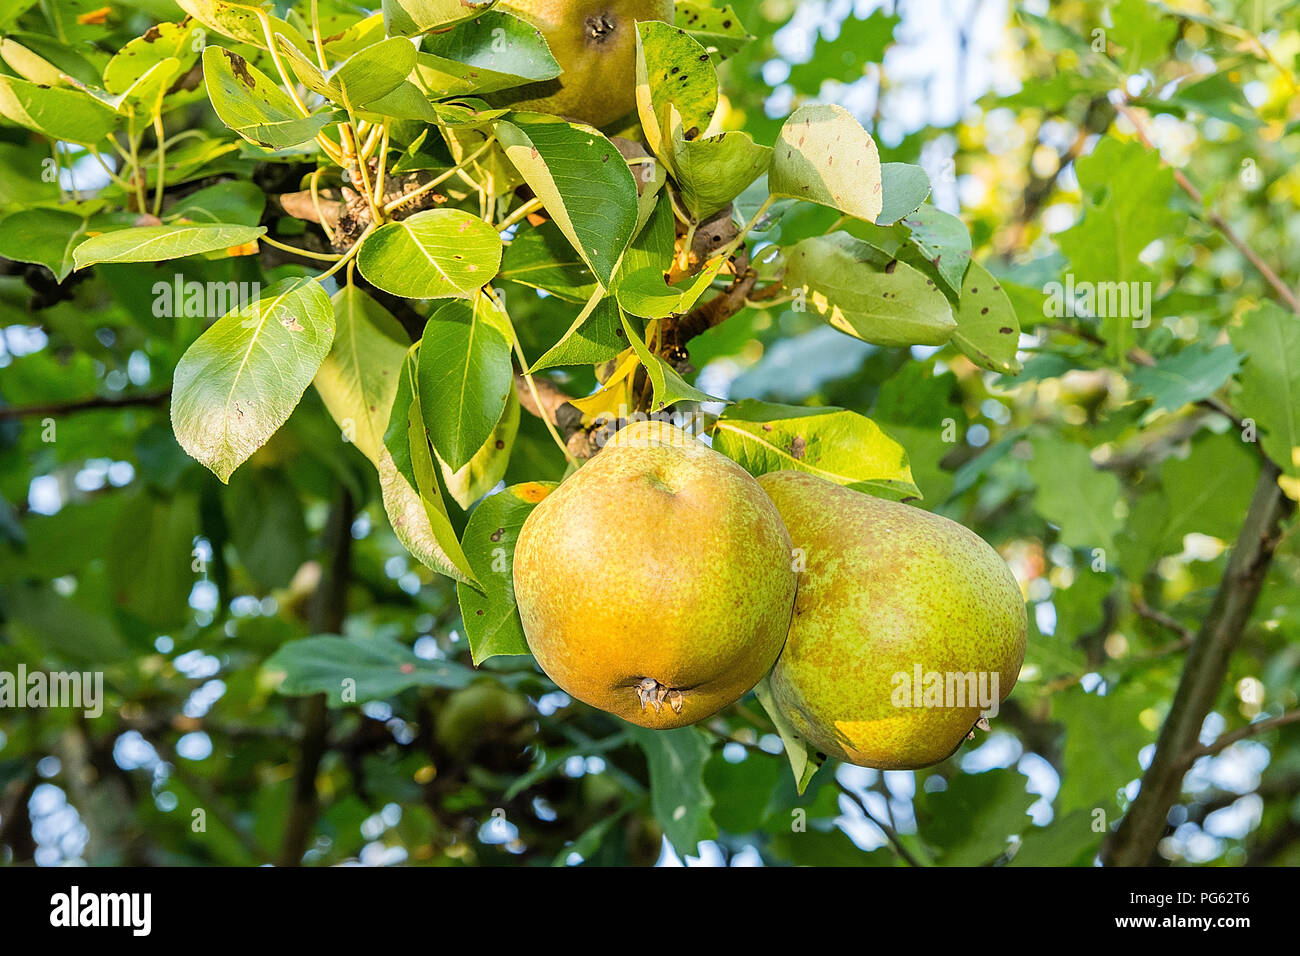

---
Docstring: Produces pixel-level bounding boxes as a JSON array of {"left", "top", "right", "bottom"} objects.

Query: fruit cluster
[{"left": 513, "top": 421, "right": 1028, "bottom": 771}]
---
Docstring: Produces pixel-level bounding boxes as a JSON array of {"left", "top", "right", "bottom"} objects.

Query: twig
[
  {"left": 1191, "top": 710, "right": 1300, "bottom": 761},
  {"left": 835, "top": 780, "right": 922, "bottom": 867},
  {"left": 0, "top": 390, "right": 171, "bottom": 419}
]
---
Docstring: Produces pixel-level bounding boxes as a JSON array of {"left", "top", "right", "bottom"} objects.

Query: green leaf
[
  {"left": 456, "top": 481, "right": 556, "bottom": 664},
  {"left": 712, "top": 399, "right": 919, "bottom": 499},
  {"left": 627, "top": 724, "right": 717, "bottom": 857},
  {"left": 441, "top": 387, "right": 520, "bottom": 509},
  {"left": 202, "top": 47, "right": 335, "bottom": 149},
  {"left": 1053, "top": 682, "right": 1156, "bottom": 815},
  {"left": 674, "top": 2, "right": 753, "bottom": 60},
  {"left": 951, "top": 261, "right": 1022, "bottom": 374},
  {"left": 1009, "top": 811, "right": 1103, "bottom": 866},
  {"left": 619, "top": 307, "right": 722, "bottom": 411},
  {"left": 381, "top": 348, "right": 480, "bottom": 586},
  {"left": 1129, "top": 343, "right": 1242, "bottom": 418},
  {"left": 1107, "top": 0, "right": 1177, "bottom": 71},
  {"left": 1159, "top": 431, "right": 1259, "bottom": 546},
  {"left": 265, "top": 635, "right": 476, "bottom": 707},
  {"left": 73, "top": 222, "right": 265, "bottom": 268},
  {"left": 876, "top": 162, "right": 930, "bottom": 225},
  {"left": 383, "top": 0, "right": 492, "bottom": 37},
  {"left": 530, "top": 288, "right": 626, "bottom": 371},
  {"left": 356, "top": 208, "right": 502, "bottom": 300},
  {"left": 616, "top": 258, "right": 723, "bottom": 320},
  {"left": 1230, "top": 302, "right": 1300, "bottom": 499},
  {"left": 171, "top": 277, "right": 334, "bottom": 483},
  {"left": 496, "top": 115, "right": 639, "bottom": 287},
  {"left": 769, "top": 103, "right": 883, "bottom": 223},
  {"left": 416, "top": 10, "right": 561, "bottom": 95},
  {"left": 178, "top": 0, "right": 310, "bottom": 51},
  {"left": 313, "top": 284, "right": 410, "bottom": 467},
  {"left": 0, "top": 208, "right": 90, "bottom": 281},
  {"left": 752, "top": 676, "right": 822, "bottom": 794},
  {"left": 786, "top": 9, "right": 898, "bottom": 92},
  {"left": 0, "top": 73, "right": 120, "bottom": 145},
  {"left": 107, "top": 492, "right": 199, "bottom": 626},
  {"left": 635, "top": 21, "right": 718, "bottom": 165},
  {"left": 418, "top": 297, "right": 514, "bottom": 472},
  {"left": 104, "top": 20, "right": 202, "bottom": 98},
  {"left": 900, "top": 203, "right": 971, "bottom": 295},
  {"left": 915, "top": 769, "right": 1035, "bottom": 865},
  {"left": 1025, "top": 435, "right": 1122, "bottom": 551},
  {"left": 224, "top": 468, "right": 307, "bottom": 590},
  {"left": 499, "top": 219, "right": 598, "bottom": 303},
  {"left": 166, "top": 180, "right": 267, "bottom": 226},
  {"left": 672, "top": 129, "right": 771, "bottom": 221},
  {"left": 784, "top": 232, "right": 956, "bottom": 347},
  {"left": 277, "top": 35, "right": 416, "bottom": 108}
]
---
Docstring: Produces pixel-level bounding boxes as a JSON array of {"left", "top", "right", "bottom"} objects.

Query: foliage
[{"left": 0, "top": 0, "right": 1298, "bottom": 867}]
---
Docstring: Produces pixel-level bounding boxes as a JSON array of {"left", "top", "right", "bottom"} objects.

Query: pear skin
[
  {"left": 496, "top": 0, "right": 675, "bottom": 128},
  {"left": 513, "top": 421, "right": 797, "bottom": 728},
  {"left": 758, "top": 471, "right": 1027, "bottom": 770}
]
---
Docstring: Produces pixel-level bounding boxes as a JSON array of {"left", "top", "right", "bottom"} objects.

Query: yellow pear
[
  {"left": 513, "top": 420, "right": 797, "bottom": 728},
  {"left": 758, "top": 471, "right": 1026, "bottom": 770},
  {"left": 497, "top": 0, "right": 675, "bottom": 128}
]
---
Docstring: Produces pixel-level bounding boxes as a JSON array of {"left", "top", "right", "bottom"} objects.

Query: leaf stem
[
  {"left": 384, "top": 137, "right": 495, "bottom": 214},
  {"left": 260, "top": 235, "right": 343, "bottom": 261}
]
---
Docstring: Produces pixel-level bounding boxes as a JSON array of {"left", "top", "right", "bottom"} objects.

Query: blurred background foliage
[{"left": 2, "top": 0, "right": 1299, "bottom": 867}]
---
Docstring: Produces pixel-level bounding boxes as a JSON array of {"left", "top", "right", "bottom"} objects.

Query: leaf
[
  {"left": 224, "top": 468, "right": 307, "bottom": 589},
  {"left": 619, "top": 307, "right": 722, "bottom": 410},
  {"left": 626, "top": 724, "right": 717, "bottom": 857},
  {"left": 418, "top": 297, "right": 514, "bottom": 472},
  {"left": 786, "top": 9, "right": 898, "bottom": 92},
  {"left": 356, "top": 208, "right": 502, "bottom": 300},
  {"left": 277, "top": 35, "right": 416, "bottom": 109},
  {"left": 1025, "top": 435, "right": 1121, "bottom": 551},
  {"left": 784, "top": 232, "right": 956, "bottom": 347},
  {"left": 1009, "top": 811, "right": 1103, "bottom": 866},
  {"left": 899, "top": 203, "right": 971, "bottom": 295},
  {"left": 496, "top": 115, "right": 639, "bottom": 287},
  {"left": 202, "top": 47, "right": 335, "bottom": 149},
  {"left": 107, "top": 492, "right": 199, "bottom": 626},
  {"left": 171, "top": 277, "right": 334, "bottom": 483},
  {"left": 1107, "top": 0, "right": 1177, "bottom": 71},
  {"left": 674, "top": 2, "right": 753, "bottom": 60},
  {"left": 0, "top": 208, "right": 90, "bottom": 281},
  {"left": 876, "top": 162, "right": 930, "bottom": 225},
  {"left": 456, "top": 481, "right": 556, "bottom": 664},
  {"left": 951, "top": 261, "right": 1022, "bottom": 374},
  {"left": 441, "top": 387, "right": 520, "bottom": 509},
  {"left": 915, "top": 769, "right": 1035, "bottom": 866},
  {"left": 769, "top": 103, "right": 883, "bottom": 223},
  {"left": 752, "top": 676, "right": 822, "bottom": 794},
  {"left": 104, "top": 20, "right": 202, "bottom": 99},
  {"left": 166, "top": 180, "right": 267, "bottom": 227},
  {"left": 0, "top": 74, "right": 120, "bottom": 145},
  {"left": 383, "top": 0, "right": 493, "bottom": 37},
  {"left": 416, "top": 10, "right": 561, "bottom": 95},
  {"left": 616, "top": 258, "right": 723, "bottom": 320},
  {"left": 313, "top": 285, "right": 410, "bottom": 466},
  {"left": 635, "top": 21, "right": 719, "bottom": 165},
  {"left": 1053, "top": 682, "right": 1156, "bottom": 815},
  {"left": 264, "top": 635, "right": 476, "bottom": 707},
  {"left": 1229, "top": 302, "right": 1300, "bottom": 499},
  {"left": 672, "top": 129, "right": 772, "bottom": 221},
  {"left": 73, "top": 223, "right": 266, "bottom": 268},
  {"left": 530, "top": 288, "right": 626, "bottom": 370},
  {"left": 178, "top": 0, "right": 310, "bottom": 51},
  {"left": 712, "top": 399, "right": 919, "bottom": 500},
  {"left": 1129, "top": 343, "right": 1242, "bottom": 418},
  {"left": 1159, "top": 431, "right": 1259, "bottom": 547},
  {"left": 381, "top": 349, "right": 479, "bottom": 585},
  {"left": 499, "top": 219, "right": 598, "bottom": 303}
]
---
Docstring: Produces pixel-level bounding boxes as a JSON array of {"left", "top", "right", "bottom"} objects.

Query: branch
[
  {"left": 0, "top": 390, "right": 171, "bottom": 419},
  {"left": 1102, "top": 462, "right": 1293, "bottom": 866},
  {"left": 1191, "top": 710, "right": 1300, "bottom": 761},
  {"left": 279, "top": 485, "right": 354, "bottom": 867}
]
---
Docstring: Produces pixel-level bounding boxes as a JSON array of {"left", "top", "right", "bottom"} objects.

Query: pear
[
  {"left": 758, "top": 471, "right": 1026, "bottom": 770},
  {"left": 513, "top": 420, "right": 797, "bottom": 728},
  {"left": 497, "top": 0, "right": 675, "bottom": 128}
]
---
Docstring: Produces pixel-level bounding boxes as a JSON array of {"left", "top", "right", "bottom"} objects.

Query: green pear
[
  {"left": 497, "top": 0, "right": 675, "bottom": 128},
  {"left": 513, "top": 420, "right": 797, "bottom": 728},
  {"left": 758, "top": 471, "right": 1027, "bottom": 770}
]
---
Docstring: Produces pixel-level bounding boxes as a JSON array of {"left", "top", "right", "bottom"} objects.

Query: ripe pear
[
  {"left": 497, "top": 0, "right": 674, "bottom": 128},
  {"left": 758, "top": 471, "right": 1026, "bottom": 770},
  {"left": 513, "top": 420, "right": 797, "bottom": 729}
]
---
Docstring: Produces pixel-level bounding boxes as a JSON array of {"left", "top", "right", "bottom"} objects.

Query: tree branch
[
  {"left": 0, "top": 390, "right": 171, "bottom": 419},
  {"left": 1102, "top": 462, "right": 1293, "bottom": 866},
  {"left": 1192, "top": 710, "right": 1300, "bottom": 761}
]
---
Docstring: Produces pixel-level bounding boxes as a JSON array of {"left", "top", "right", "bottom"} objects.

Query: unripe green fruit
[
  {"left": 497, "top": 0, "right": 675, "bottom": 128},
  {"left": 758, "top": 471, "right": 1027, "bottom": 770}
]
